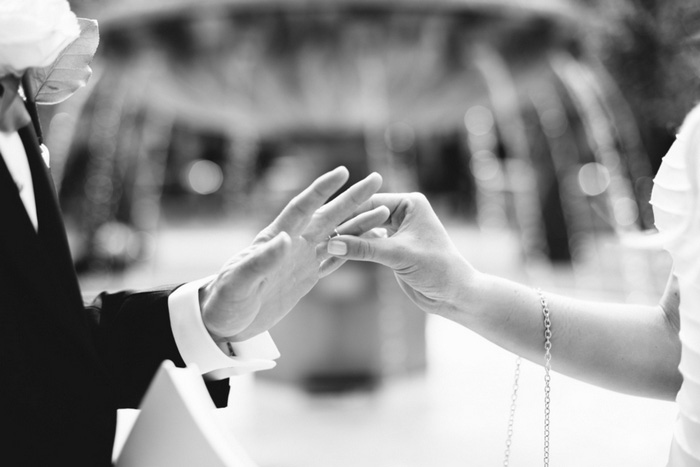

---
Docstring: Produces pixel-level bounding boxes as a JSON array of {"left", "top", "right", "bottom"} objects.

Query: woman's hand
[{"left": 326, "top": 192, "right": 476, "bottom": 316}]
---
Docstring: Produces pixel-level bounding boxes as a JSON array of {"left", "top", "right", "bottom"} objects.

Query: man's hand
[
  {"left": 200, "top": 167, "right": 389, "bottom": 342},
  {"left": 326, "top": 193, "right": 476, "bottom": 316}
]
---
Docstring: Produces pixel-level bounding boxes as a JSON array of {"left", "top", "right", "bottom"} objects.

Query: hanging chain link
[
  {"left": 501, "top": 289, "right": 552, "bottom": 467},
  {"left": 503, "top": 356, "right": 521, "bottom": 466},
  {"left": 539, "top": 288, "right": 552, "bottom": 467}
]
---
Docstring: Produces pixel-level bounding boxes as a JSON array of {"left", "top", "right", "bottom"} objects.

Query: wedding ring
[{"left": 328, "top": 228, "right": 340, "bottom": 240}]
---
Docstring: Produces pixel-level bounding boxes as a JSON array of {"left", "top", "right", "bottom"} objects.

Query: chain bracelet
[
  {"left": 538, "top": 288, "right": 552, "bottom": 467},
  {"left": 502, "top": 289, "right": 552, "bottom": 466},
  {"left": 502, "top": 356, "right": 521, "bottom": 467}
]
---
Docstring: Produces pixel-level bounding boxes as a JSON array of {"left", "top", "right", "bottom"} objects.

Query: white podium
[{"left": 116, "top": 360, "right": 258, "bottom": 467}]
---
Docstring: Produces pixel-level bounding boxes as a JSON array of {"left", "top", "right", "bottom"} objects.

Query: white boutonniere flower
[
  {"left": 0, "top": 0, "right": 81, "bottom": 78},
  {"left": 0, "top": 0, "right": 99, "bottom": 132}
]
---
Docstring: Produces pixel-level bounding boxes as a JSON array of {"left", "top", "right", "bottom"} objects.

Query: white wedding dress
[{"left": 649, "top": 105, "right": 700, "bottom": 466}]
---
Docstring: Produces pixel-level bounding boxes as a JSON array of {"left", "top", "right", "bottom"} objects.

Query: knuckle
[
  {"left": 408, "top": 192, "right": 428, "bottom": 204},
  {"left": 255, "top": 227, "right": 275, "bottom": 243},
  {"left": 287, "top": 197, "right": 306, "bottom": 216},
  {"left": 357, "top": 240, "right": 374, "bottom": 259},
  {"left": 308, "top": 182, "right": 327, "bottom": 203},
  {"left": 279, "top": 199, "right": 309, "bottom": 226},
  {"left": 349, "top": 188, "right": 366, "bottom": 206},
  {"left": 310, "top": 209, "right": 332, "bottom": 230}
]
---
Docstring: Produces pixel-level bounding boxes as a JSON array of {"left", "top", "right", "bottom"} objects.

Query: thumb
[
  {"left": 326, "top": 234, "right": 401, "bottom": 268},
  {"left": 320, "top": 227, "right": 388, "bottom": 278}
]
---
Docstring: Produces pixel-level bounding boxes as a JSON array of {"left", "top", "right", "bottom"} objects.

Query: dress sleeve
[{"left": 650, "top": 110, "right": 700, "bottom": 465}]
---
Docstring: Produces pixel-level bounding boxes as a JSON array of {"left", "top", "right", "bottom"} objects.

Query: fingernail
[{"left": 327, "top": 240, "right": 347, "bottom": 256}]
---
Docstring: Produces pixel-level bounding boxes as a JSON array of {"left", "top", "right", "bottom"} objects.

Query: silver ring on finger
[{"left": 327, "top": 228, "right": 340, "bottom": 240}]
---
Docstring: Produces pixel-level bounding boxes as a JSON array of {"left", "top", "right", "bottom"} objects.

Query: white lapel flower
[
  {"left": 0, "top": 0, "right": 99, "bottom": 133},
  {"left": 0, "top": 0, "right": 81, "bottom": 78}
]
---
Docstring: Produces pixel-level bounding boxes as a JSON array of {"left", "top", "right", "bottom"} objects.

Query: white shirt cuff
[{"left": 168, "top": 276, "right": 280, "bottom": 380}]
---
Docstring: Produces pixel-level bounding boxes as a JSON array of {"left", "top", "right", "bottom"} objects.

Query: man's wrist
[
  {"left": 169, "top": 277, "right": 279, "bottom": 379},
  {"left": 197, "top": 275, "right": 251, "bottom": 342}
]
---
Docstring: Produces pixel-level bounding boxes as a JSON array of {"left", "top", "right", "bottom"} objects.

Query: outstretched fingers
[
  {"left": 337, "top": 205, "right": 391, "bottom": 237},
  {"left": 346, "top": 193, "right": 406, "bottom": 219},
  {"left": 268, "top": 166, "right": 350, "bottom": 236},
  {"left": 304, "top": 172, "right": 383, "bottom": 240},
  {"left": 316, "top": 205, "right": 390, "bottom": 259}
]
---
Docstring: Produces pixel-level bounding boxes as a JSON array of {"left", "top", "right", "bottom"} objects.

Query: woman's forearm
[
  {"left": 327, "top": 193, "right": 683, "bottom": 400},
  {"left": 441, "top": 272, "right": 683, "bottom": 400}
]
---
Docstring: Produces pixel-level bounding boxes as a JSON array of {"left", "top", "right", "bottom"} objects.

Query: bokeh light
[
  {"left": 613, "top": 197, "right": 639, "bottom": 226},
  {"left": 471, "top": 149, "right": 501, "bottom": 182},
  {"left": 577, "top": 162, "right": 611, "bottom": 196},
  {"left": 464, "top": 105, "right": 495, "bottom": 136},
  {"left": 384, "top": 122, "right": 416, "bottom": 153},
  {"left": 183, "top": 159, "right": 224, "bottom": 195}
]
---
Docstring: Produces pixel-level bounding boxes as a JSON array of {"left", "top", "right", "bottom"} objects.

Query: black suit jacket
[{"left": 0, "top": 122, "right": 230, "bottom": 466}]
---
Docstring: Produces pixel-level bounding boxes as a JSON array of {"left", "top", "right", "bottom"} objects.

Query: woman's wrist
[{"left": 438, "top": 264, "right": 488, "bottom": 324}]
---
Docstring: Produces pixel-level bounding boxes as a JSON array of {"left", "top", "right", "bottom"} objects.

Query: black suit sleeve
[{"left": 84, "top": 285, "right": 230, "bottom": 409}]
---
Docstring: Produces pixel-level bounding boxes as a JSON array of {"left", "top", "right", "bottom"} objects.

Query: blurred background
[{"left": 48, "top": 0, "right": 700, "bottom": 465}]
